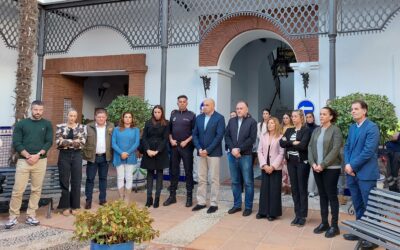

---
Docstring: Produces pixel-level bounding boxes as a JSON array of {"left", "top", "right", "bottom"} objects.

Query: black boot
[
  {"left": 186, "top": 192, "right": 193, "bottom": 207},
  {"left": 153, "top": 197, "right": 160, "bottom": 208},
  {"left": 163, "top": 195, "right": 177, "bottom": 206},
  {"left": 145, "top": 196, "right": 153, "bottom": 207}
]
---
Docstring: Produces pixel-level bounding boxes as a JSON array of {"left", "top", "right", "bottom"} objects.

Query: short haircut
[
  {"left": 237, "top": 100, "right": 248, "bottom": 107},
  {"left": 352, "top": 100, "right": 368, "bottom": 116},
  {"left": 95, "top": 108, "right": 107, "bottom": 116},
  {"left": 177, "top": 95, "right": 188, "bottom": 100},
  {"left": 31, "top": 100, "right": 44, "bottom": 107}
]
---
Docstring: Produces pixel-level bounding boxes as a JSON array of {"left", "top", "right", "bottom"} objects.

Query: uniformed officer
[{"left": 163, "top": 95, "right": 196, "bottom": 207}]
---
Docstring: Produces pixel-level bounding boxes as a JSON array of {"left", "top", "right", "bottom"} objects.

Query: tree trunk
[{"left": 10, "top": 0, "right": 39, "bottom": 166}]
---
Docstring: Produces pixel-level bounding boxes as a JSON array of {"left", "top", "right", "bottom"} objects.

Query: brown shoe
[
  {"left": 71, "top": 209, "right": 80, "bottom": 215},
  {"left": 99, "top": 200, "right": 107, "bottom": 206},
  {"left": 85, "top": 201, "right": 92, "bottom": 210},
  {"left": 338, "top": 195, "right": 347, "bottom": 205},
  {"left": 62, "top": 209, "right": 71, "bottom": 216}
]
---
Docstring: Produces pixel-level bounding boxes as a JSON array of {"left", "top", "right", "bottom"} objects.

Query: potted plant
[
  {"left": 106, "top": 95, "right": 152, "bottom": 130},
  {"left": 73, "top": 200, "right": 159, "bottom": 250}
]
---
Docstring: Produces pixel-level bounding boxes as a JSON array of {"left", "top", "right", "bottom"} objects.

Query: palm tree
[{"left": 10, "top": 0, "right": 39, "bottom": 165}]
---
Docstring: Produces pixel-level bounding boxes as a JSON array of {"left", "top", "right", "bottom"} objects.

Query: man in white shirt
[{"left": 83, "top": 109, "right": 114, "bottom": 209}]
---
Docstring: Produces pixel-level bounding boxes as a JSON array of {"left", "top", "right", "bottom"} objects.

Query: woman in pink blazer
[{"left": 257, "top": 117, "right": 285, "bottom": 220}]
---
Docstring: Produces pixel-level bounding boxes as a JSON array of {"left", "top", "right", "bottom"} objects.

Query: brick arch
[{"left": 199, "top": 15, "right": 318, "bottom": 67}]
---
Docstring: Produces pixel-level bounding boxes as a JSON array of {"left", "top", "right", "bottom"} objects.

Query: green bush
[
  {"left": 73, "top": 200, "right": 159, "bottom": 245},
  {"left": 106, "top": 96, "right": 152, "bottom": 130},
  {"left": 328, "top": 93, "right": 398, "bottom": 145}
]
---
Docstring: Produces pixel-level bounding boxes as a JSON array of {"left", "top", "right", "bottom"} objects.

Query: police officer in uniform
[{"left": 163, "top": 95, "right": 196, "bottom": 207}]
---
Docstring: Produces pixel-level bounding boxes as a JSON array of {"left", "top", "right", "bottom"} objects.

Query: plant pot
[{"left": 90, "top": 241, "right": 134, "bottom": 250}]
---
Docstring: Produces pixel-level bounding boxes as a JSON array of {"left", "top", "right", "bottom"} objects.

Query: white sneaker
[
  {"left": 25, "top": 216, "right": 40, "bottom": 226},
  {"left": 5, "top": 217, "right": 18, "bottom": 229}
]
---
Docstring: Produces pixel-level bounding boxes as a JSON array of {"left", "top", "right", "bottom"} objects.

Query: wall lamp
[
  {"left": 198, "top": 67, "right": 211, "bottom": 98},
  {"left": 298, "top": 63, "right": 311, "bottom": 97}
]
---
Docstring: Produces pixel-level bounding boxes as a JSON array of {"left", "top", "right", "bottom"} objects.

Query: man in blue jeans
[
  {"left": 225, "top": 101, "right": 257, "bottom": 216},
  {"left": 343, "top": 100, "right": 379, "bottom": 249},
  {"left": 83, "top": 108, "right": 114, "bottom": 209}
]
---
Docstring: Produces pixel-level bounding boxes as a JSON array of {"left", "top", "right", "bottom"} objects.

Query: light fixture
[
  {"left": 98, "top": 82, "right": 110, "bottom": 102},
  {"left": 198, "top": 67, "right": 211, "bottom": 97},
  {"left": 298, "top": 63, "right": 311, "bottom": 97}
]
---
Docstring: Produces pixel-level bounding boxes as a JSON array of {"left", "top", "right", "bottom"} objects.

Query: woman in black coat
[
  {"left": 279, "top": 110, "right": 311, "bottom": 227},
  {"left": 141, "top": 105, "right": 169, "bottom": 208}
]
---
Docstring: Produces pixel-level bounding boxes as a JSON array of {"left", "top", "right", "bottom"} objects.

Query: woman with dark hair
[
  {"left": 141, "top": 105, "right": 169, "bottom": 208},
  {"left": 112, "top": 112, "right": 140, "bottom": 202},
  {"left": 308, "top": 107, "right": 343, "bottom": 238},
  {"left": 280, "top": 109, "right": 311, "bottom": 227},
  {"left": 56, "top": 108, "right": 86, "bottom": 216},
  {"left": 257, "top": 117, "right": 284, "bottom": 221},
  {"left": 281, "top": 112, "right": 294, "bottom": 195},
  {"left": 253, "top": 108, "right": 271, "bottom": 164}
]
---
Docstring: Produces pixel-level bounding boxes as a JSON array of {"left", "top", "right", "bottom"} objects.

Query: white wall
[
  {"left": 319, "top": 12, "right": 400, "bottom": 115},
  {"left": 0, "top": 42, "right": 38, "bottom": 126}
]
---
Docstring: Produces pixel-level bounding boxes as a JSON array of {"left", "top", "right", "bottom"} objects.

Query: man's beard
[{"left": 32, "top": 114, "right": 42, "bottom": 120}]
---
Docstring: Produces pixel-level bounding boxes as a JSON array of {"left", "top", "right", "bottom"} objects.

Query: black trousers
[
  {"left": 169, "top": 145, "right": 194, "bottom": 195},
  {"left": 258, "top": 170, "right": 282, "bottom": 217},
  {"left": 287, "top": 155, "right": 310, "bottom": 218},
  {"left": 314, "top": 168, "right": 341, "bottom": 226},
  {"left": 57, "top": 150, "right": 82, "bottom": 209},
  {"left": 147, "top": 169, "right": 163, "bottom": 198}
]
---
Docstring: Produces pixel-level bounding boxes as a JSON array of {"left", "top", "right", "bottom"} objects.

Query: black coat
[
  {"left": 224, "top": 115, "right": 257, "bottom": 155},
  {"left": 140, "top": 120, "right": 169, "bottom": 170},
  {"left": 279, "top": 126, "right": 311, "bottom": 162}
]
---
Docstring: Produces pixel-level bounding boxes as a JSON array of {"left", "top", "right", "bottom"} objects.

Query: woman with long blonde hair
[
  {"left": 280, "top": 110, "right": 311, "bottom": 227},
  {"left": 257, "top": 117, "right": 285, "bottom": 221}
]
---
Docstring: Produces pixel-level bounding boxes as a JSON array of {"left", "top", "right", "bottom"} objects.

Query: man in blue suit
[
  {"left": 343, "top": 100, "right": 380, "bottom": 247},
  {"left": 192, "top": 98, "right": 225, "bottom": 214}
]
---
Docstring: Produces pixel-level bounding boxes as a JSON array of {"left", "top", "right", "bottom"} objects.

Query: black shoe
[
  {"left": 242, "top": 209, "right": 252, "bottom": 217},
  {"left": 313, "top": 223, "right": 330, "bottom": 234},
  {"left": 153, "top": 197, "right": 160, "bottom": 208},
  {"left": 163, "top": 196, "right": 177, "bottom": 206},
  {"left": 296, "top": 218, "right": 306, "bottom": 227},
  {"left": 228, "top": 207, "right": 242, "bottom": 214},
  {"left": 290, "top": 217, "right": 299, "bottom": 226},
  {"left": 325, "top": 226, "right": 340, "bottom": 238},
  {"left": 267, "top": 216, "right": 276, "bottom": 221},
  {"left": 186, "top": 194, "right": 193, "bottom": 207},
  {"left": 99, "top": 200, "right": 107, "bottom": 206},
  {"left": 360, "top": 240, "right": 378, "bottom": 249},
  {"left": 192, "top": 204, "right": 207, "bottom": 211},
  {"left": 193, "top": 180, "right": 198, "bottom": 185},
  {"left": 207, "top": 206, "right": 218, "bottom": 214},
  {"left": 145, "top": 197, "right": 153, "bottom": 207},
  {"left": 256, "top": 213, "right": 267, "bottom": 219},
  {"left": 343, "top": 233, "right": 359, "bottom": 241},
  {"left": 85, "top": 201, "right": 92, "bottom": 210}
]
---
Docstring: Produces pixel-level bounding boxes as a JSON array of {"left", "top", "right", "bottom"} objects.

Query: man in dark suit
[
  {"left": 192, "top": 98, "right": 225, "bottom": 214},
  {"left": 343, "top": 100, "right": 380, "bottom": 248},
  {"left": 225, "top": 101, "right": 257, "bottom": 216}
]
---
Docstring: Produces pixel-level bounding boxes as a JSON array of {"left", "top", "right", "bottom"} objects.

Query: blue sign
[{"left": 297, "top": 100, "right": 315, "bottom": 114}]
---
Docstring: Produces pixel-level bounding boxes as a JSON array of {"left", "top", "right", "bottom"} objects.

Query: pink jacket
[{"left": 257, "top": 133, "right": 284, "bottom": 170}]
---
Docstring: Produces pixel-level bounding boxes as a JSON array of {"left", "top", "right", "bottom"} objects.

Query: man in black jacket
[{"left": 225, "top": 101, "right": 257, "bottom": 216}]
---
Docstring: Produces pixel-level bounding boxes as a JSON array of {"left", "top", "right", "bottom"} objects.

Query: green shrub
[
  {"left": 328, "top": 93, "right": 398, "bottom": 145},
  {"left": 73, "top": 200, "right": 159, "bottom": 245},
  {"left": 106, "top": 96, "right": 152, "bottom": 130}
]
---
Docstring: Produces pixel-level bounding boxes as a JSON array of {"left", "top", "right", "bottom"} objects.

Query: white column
[{"left": 291, "top": 62, "right": 321, "bottom": 118}]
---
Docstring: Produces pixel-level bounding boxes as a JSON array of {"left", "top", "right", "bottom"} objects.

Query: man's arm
[
  {"left": 42, "top": 121, "right": 54, "bottom": 153},
  {"left": 239, "top": 120, "right": 257, "bottom": 152},
  {"left": 205, "top": 116, "right": 226, "bottom": 153}
]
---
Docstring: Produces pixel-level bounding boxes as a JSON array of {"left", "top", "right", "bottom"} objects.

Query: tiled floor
[{"left": 0, "top": 188, "right": 383, "bottom": 250}]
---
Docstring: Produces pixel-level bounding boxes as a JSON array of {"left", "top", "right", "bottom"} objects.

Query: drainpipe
[
  {"left": 36, "top": 7, "right": 46, "bottom": 101},
  {"left": 328, "top": 0, "right": 338, "bottom": 100},
  {"left": 160, "top": 0, "right": 169, "bottom": 107}
]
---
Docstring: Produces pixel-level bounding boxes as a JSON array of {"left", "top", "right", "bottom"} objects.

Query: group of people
[{"left": 4, "top": 98, "right": 381, "bottom": 247}]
